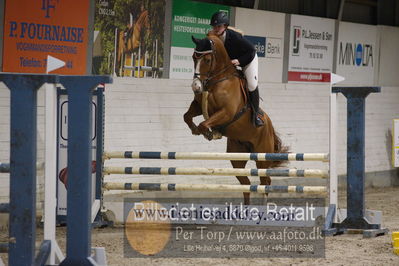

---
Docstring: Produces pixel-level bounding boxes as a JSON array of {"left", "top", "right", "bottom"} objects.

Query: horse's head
[
  {"left": 191, "top": 34, "right": 232, "bottom": 94},
  {"left": 191, "top": 36, "right": 215, "bottom": 94},
  {"left": 140, "top": 10, "right": 150, "bottom": 30}
]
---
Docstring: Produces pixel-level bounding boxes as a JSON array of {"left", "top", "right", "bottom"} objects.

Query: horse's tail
[{"left": 271, "top": 130, "right": 289, "bottom": 168}]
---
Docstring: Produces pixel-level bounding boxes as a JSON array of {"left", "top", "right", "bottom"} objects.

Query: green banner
[{"left": 171, "top": 0, "right": 230, "bottom": 48}]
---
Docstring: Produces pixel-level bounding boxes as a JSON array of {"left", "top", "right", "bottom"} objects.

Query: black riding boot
[{"left": 249, "top": 87, "right": 264, "bottom": 127}]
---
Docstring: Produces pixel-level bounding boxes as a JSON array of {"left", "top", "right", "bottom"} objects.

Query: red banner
[{"left": 288, "top": 71, "right": 331, "bottom": 83}]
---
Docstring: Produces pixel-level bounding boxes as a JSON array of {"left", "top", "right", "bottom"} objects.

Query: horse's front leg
[
  {"left": 198, "top": 109, "right": 230, "bottom": 140},
  {"left": 183, "top": 100, "right": 202, "bottom": 135}
]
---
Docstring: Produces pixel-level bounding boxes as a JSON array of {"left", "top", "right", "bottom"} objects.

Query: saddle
[
  {"left": 212, "top": 69, "right": 263, "bottom": 133},
  {"left": 235, "top": 69, "right": 265, "bottom": 126},
  {"left": 235, "top": 69, "right": 249, "bottom": 105}
]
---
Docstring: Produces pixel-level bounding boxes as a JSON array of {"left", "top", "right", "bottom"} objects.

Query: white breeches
[{"left": 243, "top": 54, "right": 258, "bottom": 92}]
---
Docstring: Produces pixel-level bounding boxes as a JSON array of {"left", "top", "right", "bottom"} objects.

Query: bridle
[{"left": 193, "top": 39, "right": 235, "bottom": 91}]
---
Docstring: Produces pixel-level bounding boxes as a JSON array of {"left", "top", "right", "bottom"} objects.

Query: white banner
[
  {"left": 378, "top": 26, "right": 399, "bottom": 85},
  {"left": 235, "top": 8, "right": 285, "bottom": 83},
  {"left": 169, "top": 47, "right": 194, "bottom": 79},
  {"left": 336, "top": 22, "right": 377, "bottom": 85},
  {"left": 57, "top": 94, "right": 97, "bottom": 217},
  {"left": 288, "top": 15, "right": 335, "bottom": 83}
]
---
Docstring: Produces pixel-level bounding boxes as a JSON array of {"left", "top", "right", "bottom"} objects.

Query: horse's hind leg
[
  {"left": 253, "top": 126, "right": 275, "bottom": 186},
  {"left": 227, "top": 138, "right": 250, "bottom": 205},
  {"left": 254, "top": 132, "right": 275, "bottom": 202},
  {"left": 256, "top": 161, "right": 272, "bottom": 205},
  {"left": 231, "top": 160, "right": 250, "bottom": 205},
  {"left": 256, "top": 161, "right": 272, "bottom": 186}
]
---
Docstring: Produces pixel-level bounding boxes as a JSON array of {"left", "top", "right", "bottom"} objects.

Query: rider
[{"left": 209, "top": 11, "right": 264, "bottom": 127}]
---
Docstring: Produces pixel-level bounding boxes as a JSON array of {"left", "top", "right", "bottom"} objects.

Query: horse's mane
[
  {"left": 206, "top": 33, "right": 231, "bottom": 65},
  {"left": 135, "top": 10, "right": 149, "bottom": 31}
]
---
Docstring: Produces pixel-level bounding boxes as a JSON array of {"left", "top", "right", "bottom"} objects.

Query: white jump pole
[
  {"left": 130, "top": 14, "right": 135, "bottom": 78},
  {"left": 44, "top": 55, "right": 66, "bottom": 264},
  {"left": 113, "top": 28, "right": 118, "bottom": 77}
]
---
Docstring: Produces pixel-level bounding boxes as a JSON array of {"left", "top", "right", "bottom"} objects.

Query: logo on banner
[
  {"left": 266, "top": 37, "right": 282, "bottom": 59},
  {"left": 292, "top": 26, "right": 301, "bottom": 56},
  {"left": 338, "top": 42, "right": 373, "bottom": 67},
  {"left": 244, "top": 35, "right": 266, "bottom": 58},
  {"left": 3, "top": 0, "right": 89, "bottom": 74},
  {"left": 41, "top": 0, "right": 59, "bottom": 18}
]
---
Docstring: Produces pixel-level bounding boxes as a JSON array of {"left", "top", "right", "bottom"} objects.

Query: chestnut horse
[
  {"left": 183, "top": 33, "right": 287, "bottom": 204},
  {"left": 116, "top": 10, "right": 150, "bottom": 75}
]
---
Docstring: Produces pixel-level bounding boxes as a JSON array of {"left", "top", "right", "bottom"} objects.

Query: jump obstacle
[
  {"left": 102, "top": 150, "right": 329, "bottom": 194},
  {"left": 0, "top": 74, "right": 112, "bottom": 266},
  {"left": 95, "top": 84, "right": 388, "bottom": 241},
  {"left": 103, "top": 151, "right": 329, "bottom": 161},
  {"left": 0, "top": 161, "right": 44, "bottom": 173},
  {"left": 103, "top": 182, "right": 327, "bottom": 194},
  {"left": 1, "top": 72, "right": 388, "bottom": 265},
  {"left": 103, "top": 166, "right": 329, "bottom": 178}
]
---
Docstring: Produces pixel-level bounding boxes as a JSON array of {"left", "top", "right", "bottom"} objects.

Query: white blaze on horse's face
[
  {"left": 191, "top": 78, "right": 203, "bottom": 94},
  {"left": 192, "top": 57, "right": 203, "bottom": 94}
]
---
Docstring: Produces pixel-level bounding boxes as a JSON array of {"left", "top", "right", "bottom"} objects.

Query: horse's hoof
[
  {"left": 203, "top": 131, "right": 213, "bottom": 141},
  {"left": 212, "top": 131, "right": 222, "bottom": 140}
]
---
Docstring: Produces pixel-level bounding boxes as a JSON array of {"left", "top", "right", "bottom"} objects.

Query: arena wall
[
  {"left": 1, "top": 15, "right": 399, "bottom": 208},
  {"left": 1, "top": 77, "right": 398, "bottom": 205},
  {"left": 102, "top": 78, "right": 399, "bottom": 188}
]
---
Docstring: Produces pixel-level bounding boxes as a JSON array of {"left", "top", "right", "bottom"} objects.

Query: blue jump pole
[
  {"left": 94, "top": 86, "right": 106, "bottom": 226},
  {"left": 59, "top": 75, "right": 111, "bottom": 266},
  {"left": 332, "top": 86, "right": 386, "bottom": 236},
  {"left": 0, "top": 73, "right": 58, "bottom": 266}
]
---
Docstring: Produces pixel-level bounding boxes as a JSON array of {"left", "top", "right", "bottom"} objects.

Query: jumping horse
[
  {"left": 116, "top": 9, "right": 150, "bottom": 76},
  {"left": 183, "top": 33, "right": 287, "bottom": 204}
]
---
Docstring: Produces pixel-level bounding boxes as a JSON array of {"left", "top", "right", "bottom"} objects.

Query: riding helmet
[{"left": 210, "top": 11, "right": 229, "bottom": 26}]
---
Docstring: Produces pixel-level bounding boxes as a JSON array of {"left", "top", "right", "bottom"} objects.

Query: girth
[{"left": 212, "top": 102, "right": 250, "bottom": 134}]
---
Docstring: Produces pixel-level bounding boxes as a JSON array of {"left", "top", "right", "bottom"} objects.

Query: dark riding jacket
[{"left": 224, "top": 29, "right": 256, "bottom": 68}]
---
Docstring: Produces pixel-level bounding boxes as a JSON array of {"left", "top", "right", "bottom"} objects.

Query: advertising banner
[
  {"left": 335, "top": 22, "right": 377, "bottom": 85},
  {"left": 235, "top": 8, "right": 285, "bottom": 83},
  {"left": 169, "top": 0, "right": 230, "bottom": 79},
  {"left": 287, "top": 15, "right": 335, "bottom": 83},
  {"left": 377, "top": 26, "right": 399, "bottom": 85},
  {"left": 394, "top": 119, "right": 399, "bottom": 168},
  {"left": 3, "top": 0, "right": 90, "bottom": 74},
  {"left": 57, "top": 93, "right": 97, "bottom": 219},
  {"left": 94, "top": 0, "right": 165, "bottom": 77}
]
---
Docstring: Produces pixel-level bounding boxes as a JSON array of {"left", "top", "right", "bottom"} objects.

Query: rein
[
  {"left": 193, "top": 47, "right": 236, "bottom": 91},
  {"left": 203, "top": 65, "right": 236, "bottom": 88},
  {"left": 193, "top": 38, "right": 250, "bottom": 135}
]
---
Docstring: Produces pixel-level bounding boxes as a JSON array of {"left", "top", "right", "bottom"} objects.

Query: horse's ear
[{"left": 191, "top": 35, "right": 200, "bottom": 45}]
